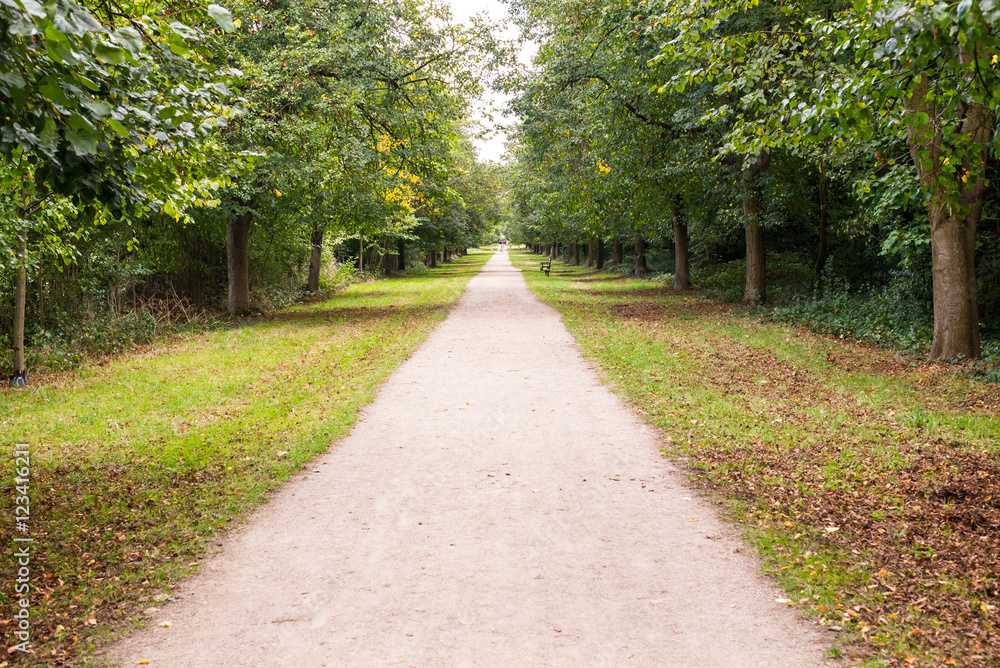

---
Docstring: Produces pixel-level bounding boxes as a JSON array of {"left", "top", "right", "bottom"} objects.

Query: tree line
[
  {"left": 1, "top": 0, "right": 509, "bottom": 385},
  {"left": 506, "top": 0, "right": 999, "bottom": 361}
]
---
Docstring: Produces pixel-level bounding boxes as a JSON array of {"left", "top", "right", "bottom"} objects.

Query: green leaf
[
  {"left": 81, "top": 98, "right": 111, "bottom": 116},
  {"left": 104, "top": 117, "right": 129, "bottom": 137},
  {"left": 93, "top": 42, "right": 127, "bottom": 64},
  {"left": 38, "top": 116, "right": 56, "bottom": 144},
  {"left": 207, "top": 4, "right": 233, "bottom": 31},
  {"left": 65, "top": 126, "right": 98, "bottom": 154},
  {"left": 956, "top": 0, "right": 973, "bottom": 19},
  {"left": 0, "top": 70, "right": 26, "bottom": 88},
  {"left": 18, "top": 0, "right": 45, "bottom": 17}
]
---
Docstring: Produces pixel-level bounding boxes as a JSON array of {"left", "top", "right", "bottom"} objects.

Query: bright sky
[{"left": 444, "top": 0, "right": 535, "bottom": 163}]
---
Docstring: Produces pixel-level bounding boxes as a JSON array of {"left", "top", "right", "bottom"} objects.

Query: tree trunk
[
  {"left": 613, "top": 238, "right": 623, "bottom": 265},
  {"left": 905, "top": 75, "right": 989, "bottom": 359},
  {"left": 596, "top": 239, "right": 605, "bottom": 269},
  {"left": 308, "top": 225, "right": 324, "bottom": 292},
  {"left": 397, "top": 238, "right": 406, "bottom": 271},
  {"left": 572, "top": 242, "right": 580, "bottom": 265},
  {"left": 672, "top": 198, "right": 690, "bottom": 290},
  {"left": 634, "top": 236, "right": 647, "bottom": 275},
  {"left": 37, "top": 260, "right": 44, "bottom": 330},
  {"left": 744, "top": 222, "right": 766, "bottom": 305},
  {"left": 12, "top": 229, "right": 27, "bottom": 384},
  {"left": 814, "top": 173, "right": 828, "bottom": 283},
  {"left": 227, "top": 212, "right": 252, "bottom": 314},
  {"left": 429, "top": 248, "right": 437, "bottom": 268},
  {"left": 587, "top": 241, "right": 595, "bottom": 267},
  {"left": 729, "top": 151, "right": 770, "bottom": 305},
  {"left": 550, "top": 243, "right": 558, "bottom": 260}
]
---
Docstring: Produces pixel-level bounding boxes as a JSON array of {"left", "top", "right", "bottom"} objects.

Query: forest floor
[
  {"left": 0, "top": 252, "right": 490, "bottom": 666},
  {"left": 512, "top": 251, "right": 1000, "bottom": 668},
  {"left": 104, "top": 250, "right": 829, "bottom": 667}
]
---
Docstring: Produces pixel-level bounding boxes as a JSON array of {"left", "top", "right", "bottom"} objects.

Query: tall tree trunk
[
  {"left": 397, "top": 238, "right": 406, "bottom": 271},
  {"left": 429, "top": 248, "right": 437, "bottom": 268},
  {"left": 227, "top": 212, "right": 252, "bottom": 314},
  {"left": 814, "top": 172, "right": 828, "bottom": 284},
  {"left": 37, "top": 260, "right": 44, "bottom": 330},
  {"left": 672, "top": 197, "right": 690, "bottom": 290},
  {"left": 572, "top": 242, "right": 580, "bottom": 265},
  {"left": 443, "top": 247, "right": 450, "bottom": 263},
  {"left": 612, "top": 238, "right": 623, "bottom": 265},
  {"left": 905, "top": 74, "right": 989, "bottom": 359},
  {"left": 729, "top": 151, "right": 770, "bottom": 305},
  {"left": 308, "top": 225, "right": 324, "bottom": 292},
  {"left": 596, "top": 239, "right": 605, "bottom": 269},
  {"left": 634, "top": 235, "right": 647, "bottom": 275},
  {"left": 744, "top": 223, "right": 766, "bottom": 305},
  {"left": 550, "top": 242, "right": 558, "bottom": 260},
  {"left": 587, "top": 241, "right": 595, "bottom": 267},
  {"left": 12, "top": 229, "right": 27, "bottom": 385}
]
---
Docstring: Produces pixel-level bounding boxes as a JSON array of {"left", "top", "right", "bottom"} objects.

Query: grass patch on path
[
  {"left": 0, "top": 251, "right": 489, "bottom": 666},
  {"left": 513, "top": 251, "right": 1000, "bottom": 668}
]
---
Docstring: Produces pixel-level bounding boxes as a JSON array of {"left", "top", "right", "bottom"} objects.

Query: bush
[{"left": 768, "top": 269, "right": 934, "bottom": 353}]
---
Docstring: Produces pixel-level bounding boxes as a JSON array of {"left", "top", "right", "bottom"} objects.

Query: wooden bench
[{"left": 540, "top": 259, "right": 552, "bottom": 276}]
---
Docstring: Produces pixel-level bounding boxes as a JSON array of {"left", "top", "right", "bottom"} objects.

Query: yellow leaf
[{"left": 158, "top": 621, "right": 172, "bottom": 628}]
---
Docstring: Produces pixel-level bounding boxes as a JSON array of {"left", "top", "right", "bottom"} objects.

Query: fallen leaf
[{"left": 158, "top": 621, "right": 172, "bottom": 628}]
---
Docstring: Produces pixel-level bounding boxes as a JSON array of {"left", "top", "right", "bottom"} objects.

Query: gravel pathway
[{"left": 106, "top": 251, "right": 831, "bottom": 667}]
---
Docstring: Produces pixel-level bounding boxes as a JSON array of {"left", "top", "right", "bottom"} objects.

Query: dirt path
[{"left": 106, "top": 252, "right": 830, "bottom": 667}]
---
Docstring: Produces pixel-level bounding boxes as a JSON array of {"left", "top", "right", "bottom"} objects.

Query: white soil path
[{"left": 107, "top": 251, "right": 831, "bottom": 667}]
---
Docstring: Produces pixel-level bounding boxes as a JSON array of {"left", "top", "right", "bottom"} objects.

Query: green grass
[
  {"left": 0, "top": 251, "right": 489, "bottom": 666},
  {"left": 513, "top": 251, "right": 1000, "bottom": 668}
]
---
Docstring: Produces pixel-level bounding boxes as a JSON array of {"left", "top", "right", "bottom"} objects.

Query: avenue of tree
[
  {"left": 1, "top": 0, "right": 509, "bottom": 383},
  {"left": 3, "top": 0, "right": 1000, "bottom": 380},
  {"left": 506, "top": 0, "right": 1000, "bottom": 361}
]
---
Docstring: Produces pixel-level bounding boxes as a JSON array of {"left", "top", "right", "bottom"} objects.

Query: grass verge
[
  {"left": 0, "top": 251, "right": 489, "bottom": 666},
  {"left": 512, "top": 251, "right": 999, "bottom": 668}
]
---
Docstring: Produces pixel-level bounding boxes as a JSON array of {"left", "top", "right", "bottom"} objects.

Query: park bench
[{"left": 540, "top": 259, "right": 552, "bottom": 276}]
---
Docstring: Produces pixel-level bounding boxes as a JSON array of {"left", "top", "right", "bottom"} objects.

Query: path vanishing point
[{"left": 107, "top": 252, "right": 830, "bottom": 667}]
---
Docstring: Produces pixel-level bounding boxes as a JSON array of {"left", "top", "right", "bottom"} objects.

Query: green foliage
[{"left": 769, "top": 271, "right": 935, "bottom": 353}]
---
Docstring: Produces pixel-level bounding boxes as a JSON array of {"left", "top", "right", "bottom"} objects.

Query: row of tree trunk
[{"left": 530, "top": 226, "right": 691, "bottom": 291}]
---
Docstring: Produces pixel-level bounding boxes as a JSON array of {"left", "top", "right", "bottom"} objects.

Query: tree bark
[
  {"left": 634, "top": 235, "right": 647, "bottom": 275},
  {"left": 671, "top": 197, "right": 690, "bottom": 290},
  {"left": 550, "top": 242, "right": 559, "bottom": 260},
  {"left": 744, "top": 222, "right": 766, "bottom": 305},
  {"left": 12, "top": 229, "right": 27, "bottom": 382},
  {"left": 905, "top": 74, "right": 989, "bottom": 359},
  {"left": 587, "top": 241, "right": 595, "bottom": 267},
  {"left": 429, "top": 248, "right": 437, "bottom": 268},
  {"left": 572, "top": 242, "right": 580, "bottom": 265},
  {"left": 729, "top": 151, "right": 770, "bottom": 305},
  {"left": 37, "top": 260, "right": 44, "bottom": 330},
  {"left": 308, "top": 225, "right": 324, "bottom": 292},
  {"left": 227, "top": 211, "right": 252, "bottom": 314},
  {"left": 397, "top": 238, "right": 406, "bottom": 271},
  {"left": 814, "top": 173, "right": 828, "bottom": 284},
  {"left": 613, "top": 238, "right": 623, "bottom": 265},
  {"left": 596, "top": 239, "right": 605, "bottom": 269}
]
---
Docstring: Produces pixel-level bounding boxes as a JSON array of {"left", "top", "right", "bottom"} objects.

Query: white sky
[{"left": 444, "top": 0, "right": 535, "bottom": 163}]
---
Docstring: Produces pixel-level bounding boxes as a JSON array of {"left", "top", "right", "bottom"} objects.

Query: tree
[{"left": 1, "top": 0, "right": 240, "bottom": 382}]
